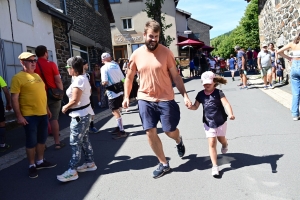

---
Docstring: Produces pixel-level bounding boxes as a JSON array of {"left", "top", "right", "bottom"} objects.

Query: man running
[{"left": 122, "top": 20, "right": 192, "bottom": 178}]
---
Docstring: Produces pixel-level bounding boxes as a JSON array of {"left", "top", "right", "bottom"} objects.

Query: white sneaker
[
  {"left": 77, "top": 162, "right": 97, "bottom": 172},
  {"left": 293, "top": 117, "right": 299, "bottom": 121},
  {"left": 212, "top": 166, "right": 219, "bottom": 177},
  {"left": 57, "top": 169, "right": 78, "bottom": 182}
]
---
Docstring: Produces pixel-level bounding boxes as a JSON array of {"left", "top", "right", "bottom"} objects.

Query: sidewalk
[
  {"left": 0, "top": 102, "right": 112, "bottom": 171},
  {"left": 248, "top": 74, "right": 297, "bottom": 112}
]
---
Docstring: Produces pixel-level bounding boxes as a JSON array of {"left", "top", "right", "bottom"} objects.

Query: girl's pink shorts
[{"left": 204, "top": 122, "right": 227, "bottom": 138}]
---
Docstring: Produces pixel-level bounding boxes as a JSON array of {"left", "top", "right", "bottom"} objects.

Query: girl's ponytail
[{"left": 213, "top": 76, "right": 227, "bottom": 87}]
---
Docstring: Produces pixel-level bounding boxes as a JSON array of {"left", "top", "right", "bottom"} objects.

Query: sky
[{"left": 177, "top": 0, "right": 249, "bottom": 39}]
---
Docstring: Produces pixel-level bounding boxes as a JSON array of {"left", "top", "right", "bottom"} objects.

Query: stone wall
[
  {"left": 66, "top": 0, "right": 113, "bottom": 54},
  {"left": 51, "top": 17, "right": 72, "bottom": 89},
  {"left": 259, "top": 0, "right": 300, "bottom": 72}
]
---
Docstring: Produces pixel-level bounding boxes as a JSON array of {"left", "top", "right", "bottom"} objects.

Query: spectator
[
  {"left": 91, "top": 63, "right": 102, "bottom": 107},
  {"left": 277, "top": 33, "right": 300, "bottom": 121},
  {"left": 58, "top": 56, "right": 97, "bottom": 182},
  {"left": 34, "top": 45, "right": 65, "bottom": 150},
  {"left": 189, "top": 59, "right": 195, "bottom": 78},
  {"left": 257, "top": 43, "right": 273, "bottom": 89},
  {"left": 246, "top": 48, "right": 253, "bottom": 71},
  {"left": 11, "top": 52, "right": 56, "bottom": 178},
  {"left": 0, "top": 76, "right": 12, "bottom": 152}
]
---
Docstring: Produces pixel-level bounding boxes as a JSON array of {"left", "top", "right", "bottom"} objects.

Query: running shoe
[
  {"left": 292, "top": 117, "right": 299, "bottom": 121},
  {"left": 240, "top": 86, "right": 248, "bottom": 90},
  {"left": 36, "top": 159, "right": 57, "bottom": 170},
  {"left": 89, "top": 127, "right": 100, "bottom": 133},
  {"left": 112, "top": 131, "right": 127, "bottom": 140},
  {"left": 212, "top": 166, "right": 219, "bottom": 177},
  {"left": 0, "top": 144, "right": 11, "bottom": 152},
  {"left": 221, "top": 143, "right": 228, "bottom": 154},
  {"left": 268, "top": 84, "right": 274, "bottom": 89},
  {"left": 28, "top": 166, "right": 38, "bottom": 179},
  {"left": 176, "top": 136, "right": 185, "bottom": 157},
  {"left": 77, "top": 162, "right": 97, "bottom": 172},
  {"left": 57, "top": 169, "right": 78, "bottom": 182},
  {"left": 111, "top": 127, "right": 120, "bottom": 135},
  {"left": 263, "top": 86, "right": 268, "bottom": 90},
  {"left": 153, "top": 162, "right": 171, "bottom": 178}
]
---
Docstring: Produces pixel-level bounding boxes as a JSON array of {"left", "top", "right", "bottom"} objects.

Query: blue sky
[{"left": 177, "top": 0, "right": 249, "bottom": 39}]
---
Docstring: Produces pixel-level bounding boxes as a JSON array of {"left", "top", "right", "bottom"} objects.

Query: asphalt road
[{"left": 0, "top": 72, "right": 299, "bottom": 200}]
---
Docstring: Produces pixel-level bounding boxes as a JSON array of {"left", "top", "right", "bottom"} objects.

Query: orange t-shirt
[{"left": 129, "top": 44, "right": 176, "bottom": 102}]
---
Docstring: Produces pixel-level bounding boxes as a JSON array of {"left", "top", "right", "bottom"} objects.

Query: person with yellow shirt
[{"left": 11, "top": 52, "right": 56, "bottom": 179}]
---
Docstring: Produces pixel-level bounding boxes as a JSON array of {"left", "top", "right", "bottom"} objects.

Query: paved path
[{"left": 0, "top": 72, "right": 299, "bottom": 200}]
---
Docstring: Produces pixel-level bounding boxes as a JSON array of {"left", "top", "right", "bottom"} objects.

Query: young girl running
[{"left": 189, "top": 71, "right": 235, "bottom": 177}]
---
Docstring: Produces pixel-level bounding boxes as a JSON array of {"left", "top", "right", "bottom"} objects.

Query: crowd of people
[{"left": 0, "top": 20, "right": 299, "bottom": 182}]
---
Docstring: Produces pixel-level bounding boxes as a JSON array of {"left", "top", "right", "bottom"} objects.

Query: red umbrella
[
  {"left": 201, "top": 45, "right": 215, "bottom": 52},
  {"left": 177, "top": 39, "right": 204, "bottom": 58},
  {"left": 176, "top": 39, "right": 204, "bottom": 46}
]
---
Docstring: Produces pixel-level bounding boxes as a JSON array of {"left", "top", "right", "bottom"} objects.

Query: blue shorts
[
  {"left": 138, "top": 100, "right": 180, "bottom": 132},
  {"left": 247, "top": 59, "right": 253, "bottom": 66},
  {"left": 95, "top": 81, "right": 101, "bottom": 88},
  {"left": 23, "top": 115, "right": 48, "bottom": 148}
]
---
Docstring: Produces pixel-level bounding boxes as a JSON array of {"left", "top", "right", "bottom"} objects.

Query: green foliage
[
  {"left": 143, "top": 0, "right": 175, "bottom": 47},
  {"left": 210, "top": 0, "right": 259, "bottom": 58}
]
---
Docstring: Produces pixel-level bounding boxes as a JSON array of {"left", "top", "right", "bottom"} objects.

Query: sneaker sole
[
  {"left": 89, "top": 131, "right": 100, "bottom": 134},
  {"left": 112, "top": 134, "right": 127, "bottom": 140},
  {"left": 77, "top": 166, "right": 97, "bottom": 173},
  {"left": 153, "top": 168, "right": 171, "bottom": 179},
  {"left": 57, "top": 175, "right": 78, "bottom": 182},
  {"left": 29, "top": 174, "right": 38, "bottom": 179},
  {"left": 36, "top": 164, "right": 57, "bottom": 170}
]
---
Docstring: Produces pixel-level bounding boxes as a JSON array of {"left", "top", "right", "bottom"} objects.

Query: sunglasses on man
[{"left": 23, "top": 59, "right": 37, "bottom": 63}]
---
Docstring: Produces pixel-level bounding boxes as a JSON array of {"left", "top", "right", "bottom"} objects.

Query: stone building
[
  {"left": 187, "top": 18, "right": 213, "bottom": 46},
  {"left": 258, "top": 0, "right": 300, "bottom": 72},
  {"left": 38, "top": 0, "right": 114, "bottom": 88}
]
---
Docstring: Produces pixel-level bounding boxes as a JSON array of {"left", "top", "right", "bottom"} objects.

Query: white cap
[
  {"left": 101, "top": 52, "right": 111, "bottom": 60},
  {"left": 201, "top": 71, "right": 215, "bottom": 85}
]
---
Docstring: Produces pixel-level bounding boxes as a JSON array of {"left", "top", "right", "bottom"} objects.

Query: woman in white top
[
  {"left": 277, "top": 33, "right": 300, "bottom": 121},
  {"left": 57, "top": 57, "right": 97, "bottom": 182}
]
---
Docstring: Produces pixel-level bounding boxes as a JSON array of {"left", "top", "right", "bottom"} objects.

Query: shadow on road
[{"left": 173, "top": 153, "right": 283, "bottom": 178}]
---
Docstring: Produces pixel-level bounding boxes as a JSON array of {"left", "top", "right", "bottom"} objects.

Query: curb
[{"left": 0, "top": 108, "right": 113, "bottom": 171}]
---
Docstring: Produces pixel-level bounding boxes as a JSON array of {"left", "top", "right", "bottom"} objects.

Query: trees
[
  {"left": 210, "top": 0, "right": 259, "bottom": 58},
  {"left": 143, "top": 0, "right": 175, "bottom": 47}
]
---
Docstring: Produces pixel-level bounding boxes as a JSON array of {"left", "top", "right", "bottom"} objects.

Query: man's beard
[{"left": 145, "top": 40, "right": 158, "bottom": 51}]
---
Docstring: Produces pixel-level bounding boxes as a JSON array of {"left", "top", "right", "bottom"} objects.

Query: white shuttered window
[{"left": 15, "top": 0, "right": 33, "bottom": 25}]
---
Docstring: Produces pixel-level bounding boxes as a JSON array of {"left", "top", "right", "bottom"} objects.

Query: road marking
[{"left": 0, "top": 109, "right": 112, "bottom": 171}]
